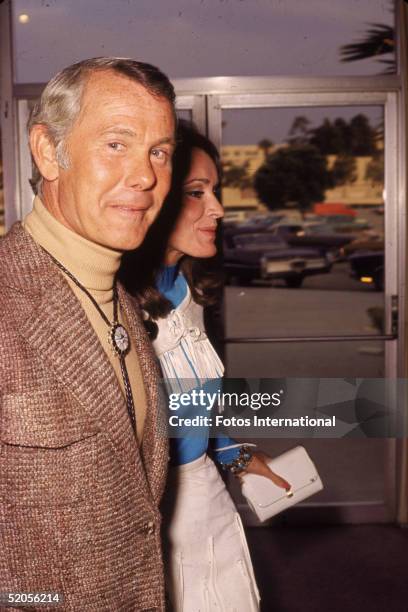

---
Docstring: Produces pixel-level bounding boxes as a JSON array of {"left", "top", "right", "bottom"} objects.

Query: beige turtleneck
[{"left": 23, "top": 196, "right": 146, "bottom": 441}]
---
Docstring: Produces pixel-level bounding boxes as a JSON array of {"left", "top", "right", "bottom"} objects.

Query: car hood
[{"left": 225, "top": 246, "right": 323, "bottom": 261}]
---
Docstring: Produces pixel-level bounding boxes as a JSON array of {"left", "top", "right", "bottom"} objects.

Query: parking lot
[
  {"left": 223, "top": 255, "right": 387, "bottom": 508},
  {"left": 223, "top": 205, "right": 385, "bottom": 377},
  {"left": 224, "top": 260, "right": 384, "bottom": 378}
]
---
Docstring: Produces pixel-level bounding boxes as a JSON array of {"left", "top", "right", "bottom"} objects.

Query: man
[{"left": 0, "top": 58, "right": 176, "bottom": 611}]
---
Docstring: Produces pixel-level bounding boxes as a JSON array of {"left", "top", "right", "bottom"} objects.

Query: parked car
[
  {"left": 223, "top": 210, "right": 248, "bottom": 223},
  {"left": 348, "top": 251, "right": 384, "bottom": 291},
  {"left": 223, "top": 232, "right": 332, "bottom": 287},
  {"left": 269, "top": 223, "right": 355, "bottom": 258},
  {"left": 322, "top": 215, "right": 371, "bottom": 232},
  {"left": 342, "top": 236, "right": 384, "bottom": 257},
  {"left": 314, "top": 202, "right": 356, "bottom": 217},
  {"left": 228, "top": 213, "right": 285, "bottom": 233}
]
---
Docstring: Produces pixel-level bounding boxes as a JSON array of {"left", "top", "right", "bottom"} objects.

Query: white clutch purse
[{"left": 240, "top": 446, "right": 323, "bottom": 522}]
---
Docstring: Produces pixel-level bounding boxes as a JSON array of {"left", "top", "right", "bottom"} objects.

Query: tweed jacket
[{"left": 0, "top": 224, "right": 169, "bottom": 612}]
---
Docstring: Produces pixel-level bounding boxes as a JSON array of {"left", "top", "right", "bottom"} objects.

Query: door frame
[{"left": 1, "top": 0, "right": 406, "bottom": 519}]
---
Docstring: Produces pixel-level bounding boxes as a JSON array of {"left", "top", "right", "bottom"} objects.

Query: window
[{"left": 12, "top": 0, "right": 397, "bottom": 83}]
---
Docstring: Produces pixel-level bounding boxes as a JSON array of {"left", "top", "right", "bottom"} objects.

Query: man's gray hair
[{"left": 28, "top": 57, "right": 176, "bottom": 195}]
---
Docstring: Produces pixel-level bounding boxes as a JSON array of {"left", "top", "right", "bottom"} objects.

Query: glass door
[
  {"left": 208, "top": 84, "right": 399, "bottom": 523},
  {"left": 7, "top": 75, "right": 403, "bottom": 523}
]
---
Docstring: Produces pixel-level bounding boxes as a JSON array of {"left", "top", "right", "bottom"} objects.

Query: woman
[{"left": 121, "top": 121, "right": 289, "bottom": 611}]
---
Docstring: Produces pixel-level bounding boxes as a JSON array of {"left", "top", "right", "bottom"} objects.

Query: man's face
[{"left": 46, "top": 70, "right": 175, "bottom": 250}]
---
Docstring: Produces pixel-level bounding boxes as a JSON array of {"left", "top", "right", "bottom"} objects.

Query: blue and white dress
[{"left": 153, "top": 266, "right": 260, "bottom": 612}]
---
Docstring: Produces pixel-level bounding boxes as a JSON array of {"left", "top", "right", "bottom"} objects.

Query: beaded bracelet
[{"left": 219, "top": 445, "right": 254, "bottom": 476}]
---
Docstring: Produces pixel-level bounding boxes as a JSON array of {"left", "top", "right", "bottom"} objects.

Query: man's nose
[{"left": 126, "top": 154, "right": 156, "bottom": 190}]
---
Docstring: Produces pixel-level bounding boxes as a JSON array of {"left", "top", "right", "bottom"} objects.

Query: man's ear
[{"left": 29, "top": 124, "right": 60, "bottom": 182}]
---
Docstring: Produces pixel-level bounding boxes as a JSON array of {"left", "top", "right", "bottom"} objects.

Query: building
[{"left": 221, "top": 144, "right": 383, "bottom": 212}]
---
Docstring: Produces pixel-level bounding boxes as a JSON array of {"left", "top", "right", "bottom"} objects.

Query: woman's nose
[{"left": 207, "top": 193, "right": 224, "bottom": 219}]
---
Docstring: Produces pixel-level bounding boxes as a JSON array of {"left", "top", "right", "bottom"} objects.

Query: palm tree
[
  {"left": 340, "top": 23, "right": 395, "bottom": 73},
  {"left": 340, "top": 7, "right": 395, "bottom": 142}
]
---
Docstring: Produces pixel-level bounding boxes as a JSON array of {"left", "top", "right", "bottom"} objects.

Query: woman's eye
[{"left": 186, "top": 190, "right": 204, "bottom": 199}]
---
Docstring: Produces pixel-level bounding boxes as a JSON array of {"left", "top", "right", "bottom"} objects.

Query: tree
[
  {"left": 349, "top": 114, "right": 377, "bottom": 156},
  {"left": 258, "top": 138, "right": 273, "bottom": 160},
  {"left": 287, "top": 116, "right": 311, "bottom": 146},
  {"left": 340, "top": 14, "right": 395, "bottom": 144},
  {"left": 222, "top": 159, "right": 252, "bottom": 190},
  {"left": 340, "top": 23, "right": 395, "bottom": 74},
  {"left": 254, "top": 144, "right": 333, "bottom": 214},
  {"left": 309, "top": 118, "right": 346, "bottom": 155},
  {"left": 365, "top": 151, "right": 384, "bottom": 186},
  {"left": 331, "top": 155, "right": 357, "bottom": 187},
  {"left": 309, "top": 114, "right": 377, "bottom": 156},
  {"left": 332, "top": 118, "right": 351, "bottom": 153}
]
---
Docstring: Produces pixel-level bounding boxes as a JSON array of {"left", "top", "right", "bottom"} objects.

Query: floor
[{"left": 246, "top": 525, "right": 408, "bottom": 612}]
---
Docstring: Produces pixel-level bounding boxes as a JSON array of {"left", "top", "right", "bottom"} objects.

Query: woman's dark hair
[{"left": 119, "top": 120, "right": 223, "bottom": 337}]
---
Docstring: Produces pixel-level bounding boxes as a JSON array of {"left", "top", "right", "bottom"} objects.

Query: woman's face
[{"left": 165, "top": 147, "right": 224, "bottom": 265}]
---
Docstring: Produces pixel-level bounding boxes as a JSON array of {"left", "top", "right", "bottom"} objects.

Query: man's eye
[
  {"left": 108, "top": 142, "right": 125, "bottom": 151},
  {"left": 151, "top": 148, "right": 168, "bottom": 162},
  {"left": 186, "top": 190, "right": 204, "bottom": 199}
]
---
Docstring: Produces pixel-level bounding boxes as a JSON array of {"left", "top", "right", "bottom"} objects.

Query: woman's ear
[{"left": 29, "top": 124, "right": 60, "bottom": 182}]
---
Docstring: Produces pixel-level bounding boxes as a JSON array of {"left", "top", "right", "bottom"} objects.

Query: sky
[{"left": 12, "top": 0, "right": 394, "bottom": 143}]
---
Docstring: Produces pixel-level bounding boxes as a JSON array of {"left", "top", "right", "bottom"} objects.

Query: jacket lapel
[{"left": 118, "top": 285, "right": 169, "bottom": 503}]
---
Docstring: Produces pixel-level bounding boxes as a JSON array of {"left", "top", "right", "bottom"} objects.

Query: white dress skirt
[
  {"left": 153, "top": 284, "right": 260, "bottom": 611},
  {"left": 161, "top": 454, "right": 260, "bottom": 612}
]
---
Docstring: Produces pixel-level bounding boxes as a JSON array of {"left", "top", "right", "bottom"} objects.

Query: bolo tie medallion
[{"left": 109, "top": 322, "right": 130, "bottom": 356}]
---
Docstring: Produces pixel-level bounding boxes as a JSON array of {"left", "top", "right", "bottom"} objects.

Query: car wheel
[{"left": 285, "top": 276, "right": 303, "bottom": 289}]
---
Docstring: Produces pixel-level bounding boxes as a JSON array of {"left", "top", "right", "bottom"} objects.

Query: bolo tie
[{"left": 41, "top": 248, "right": 137, "bottom": 435}]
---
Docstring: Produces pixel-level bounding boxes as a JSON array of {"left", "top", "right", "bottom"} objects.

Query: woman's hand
[{"left": 240, "top": 451, "right": 291, "bottom": 491}]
